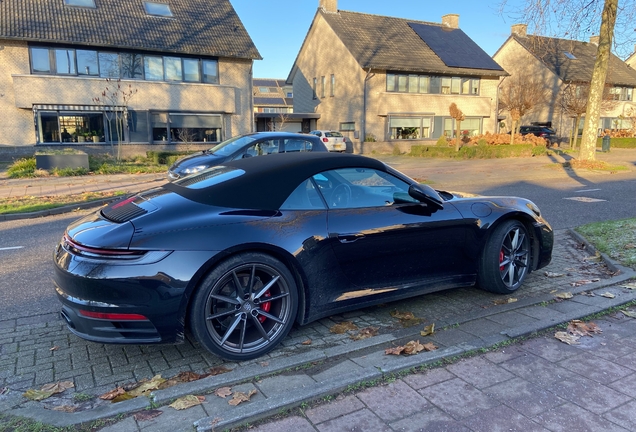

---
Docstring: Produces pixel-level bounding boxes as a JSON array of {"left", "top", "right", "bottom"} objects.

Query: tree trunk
[
  {"left": 510, "top": 119, "right": 515, "bottom": 145},
  {"left": 579, "top": 0, "right": 617, "bottom": 161},
  {"left": 455, "top": 120, "right": 462, "bottom": 151}
]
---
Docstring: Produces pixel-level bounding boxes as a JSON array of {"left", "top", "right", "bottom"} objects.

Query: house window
[
  {"left": 202, "top": 60, "right": 218, "bottom": 83},
  {"left": 121, "top": 53, "right": 143, "bottom": 79},
  {"left": 564, "top": 52, "right": 577, "bottom": 60},
  {"left": 63, "top": 0, "right": 96, "bottom": 7},
  {"left": 388, "top": 116, "right": 432, "bottom": 140},
  {"left": 340, "top": 122, "right": 355, "bottom": 131},
  {"left": 385, "top": 73, "right": 480, "bottom": 96},
  {"left": 441, "top": 77, "right": 451, "bottom": 94},
  {"left": 330, "top": 74, "right": 335, "bottom": 97},
  {"left": 30, "top": 48, "right": 51, "bottom": 73},
  {"left": 313, "top": 78, "right": 317, "bottom": 99},
  {"left": 398, "top": 75, "right": 408, "bottom": 92},
  {"left": 409, "top": 75, "right": 418, "bottom": 93},
  {"left": 144, "top": 2, "right": 173, "bottom": 17},
  {"left": 98, "top": 52, "right": 120, "bottom": 78},
  {"left": 443, "top": 117, "right": 482, "bottom": 137},
  {"left": 183, "top": 59, "right": 200, "bottom": 82},
  {"left": 419, "top": 76, "right": 429, "bottom": 93},
  {"left": 144, "top": 56, "right": 164, "bottom": 81},
  {"left": 77, "top": 50, "right": 98, "bottom": 76},
  {"left": 35, "top": 110, "right": 106, "bottom": 144},
  {"left": 386, "top": 74, "right": 396, "bottom": 92},
  {"left": 321, "top": 76, "right": 326, "bottom": 98},
  {"left": 55, "top": 49, "right": 76, "bottom": 75},
  {"left": 151, "top": 112, "right": 222, "bottom": 143},
  {"left": 164, "top": 57, "right": 183, "bottom": 81},
  {"left": 451, "top": 77, "right": 461, "bottom": 94}
]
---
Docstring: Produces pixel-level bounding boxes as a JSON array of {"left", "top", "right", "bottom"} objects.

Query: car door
[{"left": 315, "top": 167, "right": 472, "bottom": 292}]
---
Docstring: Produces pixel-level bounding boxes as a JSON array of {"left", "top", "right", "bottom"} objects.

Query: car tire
[
  {"left": 477, "top": 220, "right": 530, "bottom": 294},
  {"left": 189, "top": 252, "right": 298, "bottom": 361}
]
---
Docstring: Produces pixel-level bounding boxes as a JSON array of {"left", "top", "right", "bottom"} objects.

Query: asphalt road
[{"left": 1, "top": 158, "right": 635, "bottom": 322}]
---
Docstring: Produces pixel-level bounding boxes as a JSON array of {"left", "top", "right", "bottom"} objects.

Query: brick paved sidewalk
[{"left": 249, "top": 313, "right": 636, "bottom": 432}]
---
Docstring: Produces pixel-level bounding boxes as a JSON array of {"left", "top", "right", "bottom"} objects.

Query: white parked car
[{"left": 309, "top": 130, "right": 346, "bottom": 152}]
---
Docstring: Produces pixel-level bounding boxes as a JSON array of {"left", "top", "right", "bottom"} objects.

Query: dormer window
[
  {"left": 63, "top": 0, "right": 96, "bottom": 8},
  {"left": 144, "top": 1, "right": 173, "bottom": 17},
  {"left": 564, "top": 52, "right": 577, "bottom": 60}
]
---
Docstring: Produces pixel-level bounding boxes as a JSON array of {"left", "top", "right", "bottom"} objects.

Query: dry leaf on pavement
[
  {"left": 621, "top": 310, "right": 636, "bottom": 318},
  {"left": 554, "top": 331, "right": 580, "bottom": 345},
  {"left": 402, "top": 340, "right": 425, "bottom": 355},
  {"left": 600, "top": 292, "right": 616, "bottom": 299},
  {"left": 127, "top": 375, "right": 166, "bottom": 397},
  {"left": 208, "top": 366, "right": 232, "bottom": 376},
  {"left": 330, "top": 321, "right": 358, "bottom": 334},
  {"left": 23, "top": 381, "right": 74, "bottom": 401},
  {"left": 52, "top": 405, "right": 78, "bottom": 413},
  {"left": 228, "top": 389, "right": 257, "bottom": 406},
  {"left": 420, "top": 323, "right": 435, "bottom": 337},
  {"left": 134, "top": 409, "right": 163, "bottom": 421},
  {"left": 214, "top": 387, "right": 233, "bottom": 398},
  {"left": 169, "top": 395, "right": 205, "bottom": 410},
  {"left": 385, "top": 345, "right": 405, "bottom": 355},
  {"left": 555, "top": 292, "right": 573, "bottom": 299},
  {"left": 545, "top": 272, "right": 565, "bottom": 278},
  {"left": 99, "top": 387, "right": 126, "bottom": 400},
  {"left": 621, "top": 282, "right": 636, "bottom": 290},
  {"left": 390, "top": 310, "right": 422, "bottom": 327},
  {"left": 570, "top": 279, "right": 600, "bottom": 287},
  {"left": 567, "top": 320, "right": 602, "bottom": 336},
  {"left": 350, "top": 326, "right": 379, "bottom": 341},
  {"left": 493, "top": 298, "right": 517, "bottom": 305},
  {"left": 422, "top": 342, "right": 438, "bottom": 351},
  {"left": 49, "top": 346, "right": 59, "bottom": 351},
  {"left": 301, "top": 339, "right": 312, "bottom": 345}
]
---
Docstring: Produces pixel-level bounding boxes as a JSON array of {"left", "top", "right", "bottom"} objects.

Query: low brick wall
[{"left": 352, "top": 140, "right": 435, "bottom": 155}]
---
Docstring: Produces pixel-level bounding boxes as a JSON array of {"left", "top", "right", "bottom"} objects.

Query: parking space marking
[
  {"left": 563, "top": 197, "right": 606, "bottom": 202},
  {"left": 575, "top": 188, "right": 602, "bottom": 193},
  {"left": 0, "top": 246, "right": 24, "bottom": 251}
]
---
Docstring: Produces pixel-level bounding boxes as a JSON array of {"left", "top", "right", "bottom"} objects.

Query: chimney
[
  {"left": 511, "top": 24, "right": 527, "bottom": 38},
  {"left": 442, "top": 14, "right": 459, "bottom": 29},
  {"left": 319, "top": 0, "right": 337, "bottom": 13},
  {"left": 589, "top": 35, "right": 599, "bottom": 45}
]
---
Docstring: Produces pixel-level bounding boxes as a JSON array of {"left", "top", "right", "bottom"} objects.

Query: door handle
[{"left": 337, "top": 234, "right": 365, "bottom": 244}]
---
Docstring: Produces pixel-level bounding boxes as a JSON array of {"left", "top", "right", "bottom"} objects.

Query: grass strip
[{"left": 0, "top": 191, "right": 125, "bottom": 215}]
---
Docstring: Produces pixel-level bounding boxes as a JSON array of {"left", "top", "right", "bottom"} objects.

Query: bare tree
[
  {"left": 560, "top": 83, "right": 618, "bottom": 149},
  {"left": 177, "top": 128, "right": 196, "bottom": 152},
  {"left": 499, "top": 0, "right": 635, "bottom": 160},
  {"left": 93, "top": 78, "right": 138, "bottom": 161},
  {"left": 498, "top": 73, "right": 548, "bottom": 144},
  {"left": 270, "top": 112, "right": 291, "bottom": 132},
  {"left": 449, "top": 103, "right": 465, "bottom": 151}
]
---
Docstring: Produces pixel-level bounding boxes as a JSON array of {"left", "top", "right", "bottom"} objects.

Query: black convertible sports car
[{"left": 54, "top": 153, "right": 553, "bottom": 360}]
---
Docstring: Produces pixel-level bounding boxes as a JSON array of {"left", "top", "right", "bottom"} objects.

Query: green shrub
[
  {"left": 409, "top": 144, "right": 540, "bottom": 159},
  {"left": 595, "top": 137, "right": 636, "bottom": 148},
  {"left": 392, "top": 146, "right": 402, "bottom": 156},
  {"left": 364, "top": 133, "right": 377, "bottom": 142},
  {"left": 52, "top": 167, "right": 89, "bottom": 176},
  {"left": 477, "top": 138, "right": 489, "bottom": 147},
  {"left": 7, "top": 158, "right": 36, "bottom": 178},
  {"left": 435, "top": 136, "right": 449, "bottom": 147},
  {"left": 147, "top": 150, "right": 193, "bottom": 164}
]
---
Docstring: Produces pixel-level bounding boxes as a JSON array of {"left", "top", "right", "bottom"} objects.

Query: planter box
[{"left": 36, "top": 154, "right": 89, "bottom": 170}]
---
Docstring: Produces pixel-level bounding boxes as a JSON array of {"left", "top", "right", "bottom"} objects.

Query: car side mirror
[{"left": 408, "top": 184, "right": 444, "bottom": 210}]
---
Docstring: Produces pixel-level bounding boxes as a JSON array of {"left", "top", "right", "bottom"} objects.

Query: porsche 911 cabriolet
[{"left": 53, "top": 152, "right": 553, "bottom": 360}]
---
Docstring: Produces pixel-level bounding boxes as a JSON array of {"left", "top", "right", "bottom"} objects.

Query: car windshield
[
  {"left": 325, "top": 132, "right": 343, "bottom": 137},
  {"left": 172, "top": 166, "right": 244, "bottom": 189},
  {"left": 208, "top": 135, "right": 258, "bottom": 157}
]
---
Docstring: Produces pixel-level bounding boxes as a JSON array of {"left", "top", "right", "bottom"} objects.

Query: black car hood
[{"left": 170, "top": 151, "right": 225, "bottom": 172}]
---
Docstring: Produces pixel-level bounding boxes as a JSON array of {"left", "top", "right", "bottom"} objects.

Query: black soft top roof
[{"left": 163, "top": 152, "right": 388, "bottom": 210}]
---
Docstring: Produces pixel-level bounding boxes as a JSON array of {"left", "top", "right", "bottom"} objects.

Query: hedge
[{"left": 409, "top": 144, "right": 547, "bottom": 159}]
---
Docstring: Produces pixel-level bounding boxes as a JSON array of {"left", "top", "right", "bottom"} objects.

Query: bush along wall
[{"left": 409, "top": 144, "right": 547, "bottom": 159}]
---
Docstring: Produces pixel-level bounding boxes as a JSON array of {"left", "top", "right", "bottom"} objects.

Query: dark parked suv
[
  {"left": 168, "top": 132, "right": 328, "bottom": 180},
  {"left": 518, "top": 126, "right": 557, "bottom": 145}
]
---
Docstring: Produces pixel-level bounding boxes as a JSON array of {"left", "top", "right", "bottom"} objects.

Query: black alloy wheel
[
  {"left": 478, "top": 220, "right": 530, "bottom": 294},
  {"left": 189, "top": 253, "right": 298, "bottom": 360}
]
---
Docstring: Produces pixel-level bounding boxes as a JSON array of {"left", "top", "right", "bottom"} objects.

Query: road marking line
[
  {"left": 0, "top": 246, "right": 24, "bottom": 251},
  {"left": 575, "top": 188, "right": 601, "bottom": 193},
  {"left": 564, "top": 197, "right": 606, "bottom": 202}
]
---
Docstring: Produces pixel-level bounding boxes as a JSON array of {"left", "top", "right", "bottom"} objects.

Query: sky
[{"left": 230, "top": 0, "right": 526, "bottom": 79}]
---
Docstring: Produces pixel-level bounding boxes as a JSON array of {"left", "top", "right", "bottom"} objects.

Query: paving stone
[
  {"left": 418, "top": 378, "right": 500, "bottom": 420},
  {"left": 251, "top": 416, "right": 316, "bottom": 432},
  {"left": 558, "top": 353, "right": 633, "bottom": 385},
  {"left": 402, "top": 368, "right": 456, "bottom": 390},
  {"left": 356, "top": 380, "right": 429, "bottom": 422},
  {"left": 546, "top": 375, "right": 632, "bottom": 415},
  {"left": 602, "top": 399, "right": 636, "bottom": 431},
  {"left": 484, "top": 377, "right": 565, "bottom": 417},
  {"left": 314, "top": 408, "right": 391, "bottom": 432},
  {"left": 256, "top": 374, "right": 316, "bottom": 398},
  {"left": 98, "top": 416, "right": 139, "bottom": 432},
  {"left": 446, "top": 356, "right": 514, "bottom": 389},
  {"left": 429, "top": 328, "right": 475, "bottom": 347},
  {"left": 388, "top": 405, "right": 470, "bottom": 432},
  {"left": 518, "top": 335, "right": 581, "bottom": 362},
  {"left": 305, "top": 395, "right": 364, "bottom": 424},
  {"left": 310, "top": 359, "right": 364, "bottom": 384},
  {"left": 137, "top": 404, "right": 207, "bottom": 432},
  {"left": 498, "top": 353, "right": 578, "bottom": 387},
  {"left": 534, "top": 402, "right": 630, "bottom": 432},
  {"left": 482, "top": 344, "right": 527, "bottom": 364},
  {"left": 460, "top": 404, "right": 547, "bottom": 432}
]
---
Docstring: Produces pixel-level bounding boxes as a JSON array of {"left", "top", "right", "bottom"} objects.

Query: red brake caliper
[
  {"left": 259, "top": 291, "right": 271, "bottom": 323},
  {"left": 499, "top": 250, "right": 505, "bottom": 271}
]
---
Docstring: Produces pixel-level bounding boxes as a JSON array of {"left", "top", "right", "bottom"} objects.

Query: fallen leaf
[
  {"left": 420, "top": 323, "right": 435, "bottom": 337},
  {"left": 350, "top": 326, "right": 379, "bottom": 341},
  {"left": 390, "top": 310, "right": 417, "bottom": 320},
  {"left": 402, "top": 340, "right": 425, "bottom": 355},
  {"left": 169, "top": 395, "right": 205, "bottom": 410},
  {"left": 545, "top": 271, "right": 565, "bottom": 278},
  {"left": 621, "top": 310, "right": 636, "bottom": 318},
  {"left": 567, "top": 320, "right": 602, "bottom": 336},
  {"left": 621, "top": 282, "right": 636, "bottom": 290},
  {"left": 330, "top": 321, "right": 358, "bottom": 334},
  {"left": 555, "top": 292, "right": 573, "bottom": 299},
  {"left": 301, "top": 339, "right": 312, "bottom": 345},
  {"left": 134, "top": 409, "right": 163, "bottom": 421},
  {"left": 555, "top": 331, "right": 580, "bottom": 345},
  {"left": 493, "top": 298, "right": 517, "bottom": 305},
  {"left": 208, "top": 366, "right": 232, "bottom": 376},
  {"left": 422, "top": 342, "right": 438, "bottom": 351},
  {"left": 228, "top": 389, "right": 256, "bottom": 406},
  {"left": 52, "top": 405, "right": 78, "bottom": 413},
  {"left": 385, "top": 345, "right": 405, "bottom": 355},
  {"left": 99, "top": 387, "right": 125, "bottom": 400},
  {"left": 111, "top": 393, "right": 137, "bottom": 403},
  {"left": 570, "top": 279, "right": 600, "bottom": 287},
  {"left": 174, "top": 371, "right": 204, "bottom": 382},
  {"left": 600, "top": 292, "right": 616, "bottom": 299},
  {"left": 50, "top": 346, "right": 59, "bottom": 351},
  {"left": 24, "top": 381, "right": 74, "bottom": 401},
  {"left": 259, "top": 362, "right": 269, "bottom": 367},
  {"left": 214, "top": 387, "right": 233, "bottom": 398},
  {"left": 127, "top": 375, "right": 166, "bottom": 397}
]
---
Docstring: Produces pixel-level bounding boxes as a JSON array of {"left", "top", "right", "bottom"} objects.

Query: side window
[
  {"left": 313, "top": 168, "right": 411, "bottom": 209},
  {"left": 283, "top": 139, "right": 312, "bottom": 152},
  {"left": 242, "top": 139, "right": 278, "bottom": 158},
  {"left": 280, "top": 179, "right": 326, "bottom": 210}
]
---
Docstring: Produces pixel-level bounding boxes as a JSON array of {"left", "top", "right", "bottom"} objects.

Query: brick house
[
  {"left": 0, "top": 0, "right": 260, "bottom": 148},
  {"left": 287, "top": 0, "right": 507, "bottom": 148},
  {"left": 494, "top": 25, "right": 636, "bottom": 139},
  {"left": 252, "top": 78, "right": 319, "bottom": 133},
  {"left": 627, "top": 45, "right": 636, "bottom": 69}
]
